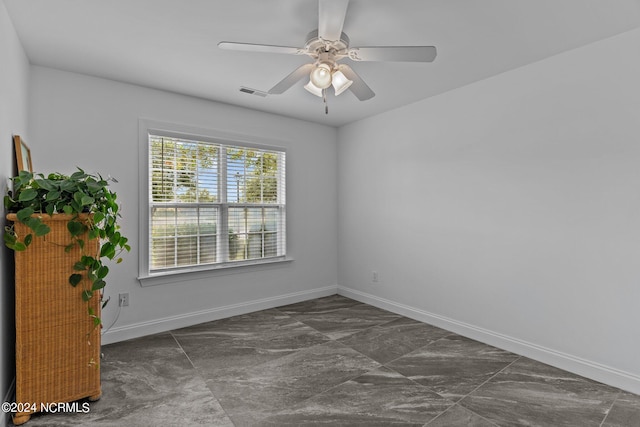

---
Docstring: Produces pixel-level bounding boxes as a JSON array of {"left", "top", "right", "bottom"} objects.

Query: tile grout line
[
  {"left": 264, "top": 306, "right": 404, "bottom": 423},
  {"left": 275, "top": 301, "right": 400, "bottom": 339},
  {"left": 381, "top": 333, "right": 458, "bottom": 367},
  {"left": 432, "top": 355, "right": 523, "bottom": 426},
  {"left": 376, "top": 338, "right": 462, "bottom": 424},
  {"left": 423, "top": 403, "right": 500, "bottom": 427},
  {"left": 360, "top": 330, "right": 501, "bottom": 427},
  {"left": 599, "top": 390, "right": 623, "bottom": 427},
  {"left": 274, "top": 307, "right": 338, "bottom": 341},
  {"left": 264, "top": 314, "right": 387, "bottom": 411},
  {"left": 263, "top": 345, "right": 366, "bottom": 420},
  {"left": 248, "top": 339, "right": 366, "bottom": 426},
  {"left": 458, "top": 355, "right": 523, "bottom": 403},
  {"left": 169, "top": 331, "right": 238, "bottom": 427},
  {"left": 169, "top": 331, "right": 197, "bottom": 369},
  {"left": 378, "top": 333, "right": 512, "bottom": 426},
  {"left": 377, "top": 333, "right": 464, "bottom": 395},
  {"left": 174, "top": 304, "right": 375, "bottom": 425}
]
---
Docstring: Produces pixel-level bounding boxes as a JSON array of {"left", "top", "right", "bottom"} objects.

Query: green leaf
[
  {"left": 45, "top": 190, "right": 60, "bottom": 201},
  {"left": 70, "top": 200, "right": 82, "bottom": 213},
  {"left": 96, "top": 265, "right": 109, "bottom": 279},
  {"left": 3, "top": 231, "right": 26, "bottom": 251},
  {"left": 81, "top": 255, "right": 95, "bottom": 267},
  {"left": 78, "top": 239, "right": 85, "bottom": 250},
  {"left": 73, "top": 191, "right": 84, "bottom": 205},
  {"left": 86, "top": 179, "right": 103, "bottom": 194},
  {"left": 73, "top": 262, "right": 86, "bottom": 271},
  {"left": 93, "top": 211, "right": 105, "bottom": 224},
  {"left": 18, "top": 188, "right": 38, "bottom": 202},
  {"left": 59, "top": 180, "right": 76, "bottom": 192},
  {"left": 100, "top": 242, "right": 114, "bottom": 258},
  {"left": 69, "top": 274, "right": 82, "bottom": 287},
  {"left": 109, "top": 231, "right": 121, "bottom": 244},
  {"left": 88, "top": 229, "right": 99, "bottom": 240},
  {"left": 25, "top": 217, "right": 41, "bottom": 230},
  {"left": 13, "top": 242, "right": 26, "bottom": 251},
  {"left": 35, "top": 179, "right": 57, "bottom": 191},
  {"left": 23, "top": 234, "right": 32, "bottom": 247},
  {"left": 91, "top": 279, "right": 106, "bottom": 291},
  {"left": 81, "top": 290, "right": 93, "bottom": 302},
  {"left": 71, "top": 169, "right": 86, "bottom": 180},
  {"left": 81, "top": 195, "right": 95, "bottom": 206},
  {"left": 63, "top": 205, "right": 73, "bottom": 215},
  {"left": 67, "top": 221, "right": 84, "bottom": 236},
  {"left": 17, "top": 170, "right": 33, "bottom": 182},
  {"left": 16, "top": 207, "right": 34, "bottom": 222},
  {"left": 34, "top": 223, "right": 50, "bottom": 237},
  {"left": 4, "top": 195, "right": 14, "bottom": 210},
  {"left": 4, "top": 231, "right": 16, "bottom": 246},
  {"left": 93, "top": 317, "right": 101, "bottom": 327}
]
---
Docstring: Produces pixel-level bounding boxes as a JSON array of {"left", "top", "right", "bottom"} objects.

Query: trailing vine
[{"left": 4, "top": 168, "right": 130, "bottom": 330}]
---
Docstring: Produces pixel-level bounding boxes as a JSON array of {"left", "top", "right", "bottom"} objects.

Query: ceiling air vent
[{"left": 239, "top": 87, "right": 268, "bottom": 97}]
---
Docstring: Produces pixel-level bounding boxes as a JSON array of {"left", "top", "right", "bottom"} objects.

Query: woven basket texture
[{"left": 7, "top": 214, "right": 101, "bottom": 423}]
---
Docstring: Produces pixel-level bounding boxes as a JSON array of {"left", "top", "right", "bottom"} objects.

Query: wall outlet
[
  {"left": 372, "top": 271, "right": 379, "bottom": 283},
  {"left": 118, "top": 293, "right": 129, "bottom": 307}
]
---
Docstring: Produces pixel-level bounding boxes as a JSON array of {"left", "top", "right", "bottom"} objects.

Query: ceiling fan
[{"left": 218, "top": 0, "right": 436, "bottom": 108}]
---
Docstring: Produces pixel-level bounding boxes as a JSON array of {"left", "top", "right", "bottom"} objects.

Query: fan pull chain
[{"left": 323, "top": 89, "right": 329, "bottom": 114}]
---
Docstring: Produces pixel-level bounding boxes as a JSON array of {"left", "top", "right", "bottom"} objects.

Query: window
[{"left": 146, "top": 131, "right": 286, "bottom": 275}]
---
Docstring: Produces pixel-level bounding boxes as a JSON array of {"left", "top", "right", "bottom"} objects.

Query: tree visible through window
[{"left": 149, "top": 135, "right": 285, "bottom": 271}]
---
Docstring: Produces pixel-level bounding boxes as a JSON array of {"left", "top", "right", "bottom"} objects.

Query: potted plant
[{"left": 3, "top": 168, "right": 130, "bottom": 425}]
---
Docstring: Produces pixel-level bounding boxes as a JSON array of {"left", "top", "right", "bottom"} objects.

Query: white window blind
[{"left": 149, "top": 135, "right": 286, "bottom": 272}]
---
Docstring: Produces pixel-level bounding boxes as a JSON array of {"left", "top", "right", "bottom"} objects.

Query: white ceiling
[{"left": 5, "top": 0, "right": 640, "bottom": 127}]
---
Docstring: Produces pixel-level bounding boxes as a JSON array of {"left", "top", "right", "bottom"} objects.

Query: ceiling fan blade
[
  {"left": 318, "top": 0, "right": 349, "bottom": 41},
  {"left": 337, "top": 64, "right": 375, "bottom": 101},
  {"left": 348, "top": 46, "right": 437, "bottom": 62},
  {"left": 218, "top": 42, "right": 305, "bottom": 55},
  {"left": 268, "top": 63, "right": 315, "bottom": 94}
]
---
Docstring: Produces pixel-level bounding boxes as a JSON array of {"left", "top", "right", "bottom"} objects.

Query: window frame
[{"left": 138, "top": 119, "right": 291, "bottom": 286}]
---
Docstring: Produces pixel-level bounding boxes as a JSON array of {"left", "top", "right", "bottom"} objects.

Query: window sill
[{"left": 137, "top": 257, "right": 294, "bottom": 287}]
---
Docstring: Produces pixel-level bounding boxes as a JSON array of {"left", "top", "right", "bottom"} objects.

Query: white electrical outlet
[
  {"left": 118, "top": 293, "right": 129, "bottom": 307},
  {"left": 372, "top": 271, "right": 379, "bottom": 283}
]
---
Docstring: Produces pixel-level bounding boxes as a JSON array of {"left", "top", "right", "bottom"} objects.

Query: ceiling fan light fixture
[
  {"left": 310, "top": 63, "right": 333, "bottom": 89},
  {"left": 304, "top": 80, "right": 324, "bottom": 97},
  {"left": 331, "top": 70, "right": 353, "bottom": 96}
]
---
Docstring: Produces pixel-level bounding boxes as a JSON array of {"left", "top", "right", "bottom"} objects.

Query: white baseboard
[
  {"left": 2, "top": 377, "right": 15, "bottom": 427},
  {"left": 102, "top": 285, "right": 338, "bottom": 345},
  {"left": 338, "top": 286, "right": 640, "bottom": 395}
]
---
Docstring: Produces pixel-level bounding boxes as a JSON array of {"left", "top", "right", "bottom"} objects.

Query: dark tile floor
[{"left": 15, "top": 295, "right": 640, "bottom": 426}]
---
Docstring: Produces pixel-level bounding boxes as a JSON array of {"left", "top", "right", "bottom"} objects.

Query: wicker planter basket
[{"left": 7, "top": 214, "right": 101, "bottom": 425}]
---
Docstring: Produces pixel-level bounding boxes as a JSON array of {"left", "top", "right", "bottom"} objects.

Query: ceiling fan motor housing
[{"left": 305, "top": 29, "right": 350, "bottom": 57}]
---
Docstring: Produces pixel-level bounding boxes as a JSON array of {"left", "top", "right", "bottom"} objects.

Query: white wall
[
  {"left": 338, "top": 28, "right": 640, "bottom": 393},
  {"left": 0, "top": 1, "right": 30, "bottom": 424},
  {"left": 28, "top": 66, "right": 338, "bottom": 343}
]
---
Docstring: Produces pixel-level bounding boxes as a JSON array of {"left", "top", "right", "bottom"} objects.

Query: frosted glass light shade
[
  {"left": 331, "top": 70, "right": 353, "bottom": 96},
  {"left": 310, "top": 63, "right": 332, "bottom": 89},
  {"left": 304, "top": 80, "right": 323, "bottom": 97}
]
